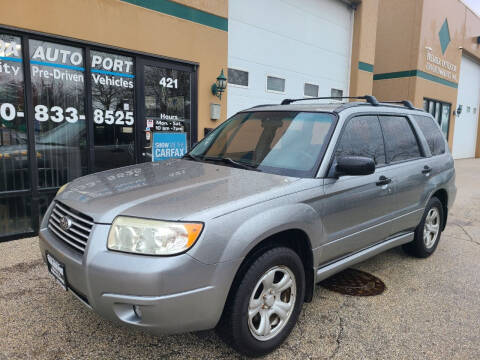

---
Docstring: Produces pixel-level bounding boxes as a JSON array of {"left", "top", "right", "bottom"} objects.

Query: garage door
[
  {"left": 227, "top": 0, "right": 354, "bottom": 117},
  {"left": 452, "top": 55, "right": 480, "bottom": 159}
]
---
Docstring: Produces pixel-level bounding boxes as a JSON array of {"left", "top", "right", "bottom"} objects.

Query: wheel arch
[
  {"left": 431, "top": 188, "right": 448, "bottom": 231},
  {"left": 222, "top": 228, "right": 315, "bottom": 318}
]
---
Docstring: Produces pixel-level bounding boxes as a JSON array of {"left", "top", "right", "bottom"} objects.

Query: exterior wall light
[
  {"left": 455, "top": 104, "right": 463, "bottom": 116},
  {"left": 211, "top": 69, "right": 227, "bottom": 99}
]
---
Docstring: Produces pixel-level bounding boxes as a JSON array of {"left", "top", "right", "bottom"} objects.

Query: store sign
[
  {"left": 425, "top": 51, "right": 457, "bottom": 81},
  {"left": 29, "top": 39, "right": 88, "bottom": 188},
  {"left": 152, "top": 132, "right": 187, "bottom": 161},
  {"left": 0, "top": 38, "right": 22, "bottom": 80},
  {"left": 91, "top": 50, "right": 136, "bottom": 171},
  {"left": 154, "top": 119, "right": 185, "bottom": 132},
  {"left": 424, "top": 18, "right": 457, "bottom": 82}
]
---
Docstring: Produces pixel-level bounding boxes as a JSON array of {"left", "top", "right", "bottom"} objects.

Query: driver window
[{"left": 335, "top": 115, "right": 386, "bottom": 165}]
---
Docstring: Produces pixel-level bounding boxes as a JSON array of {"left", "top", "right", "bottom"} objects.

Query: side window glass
[
  {"left": 379, "top": 116, "right": 421, "bottom": 163},
  {"left": 414, "top": 115, "right": 445, "bottom": 156},
  {"left": 335, "top": 116, "right": 386, "bottom": 165}
]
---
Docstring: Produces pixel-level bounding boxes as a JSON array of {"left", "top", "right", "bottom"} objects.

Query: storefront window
[
  {"left": 29, "top": 39, "right": 87, "bottom": 188},
  {"left": 0, "top": 34, "right": 27, "bottom": 191},
  {"left": 91, "top": 50, "right": 135, "bottom": 172},
  {"left": 0, "top": 28, "right": 198, "bottom": 241},
  {"left": 423, "top": 98, "right": 451, "bottom": 139},
  {"left": 0, "top": 34, "right": 33, "bottom": 236}
]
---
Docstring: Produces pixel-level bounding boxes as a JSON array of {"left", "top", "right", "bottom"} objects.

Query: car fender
[{"left": 215, "top": 202, "right": 323, "bottom": 264}]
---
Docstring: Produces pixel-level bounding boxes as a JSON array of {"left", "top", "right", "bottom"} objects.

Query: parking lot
[{"left": 1, "top": 158, "right": 479, "bottom": 360}]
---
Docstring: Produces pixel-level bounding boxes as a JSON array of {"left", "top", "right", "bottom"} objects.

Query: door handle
[
  {"left": 422, "top": 165, "right": 432, "bottom": 174},
  {"left": 376, "top": 175, "right": 392, "bottom": 186}
]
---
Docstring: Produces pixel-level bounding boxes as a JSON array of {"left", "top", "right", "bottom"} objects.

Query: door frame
[{"left": 135, "top": 57, "right": 198, "bottom": 164}]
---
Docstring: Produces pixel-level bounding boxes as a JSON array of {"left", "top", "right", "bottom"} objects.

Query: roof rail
[
  {"left": 281, "top": 95, "right": 379, "bottom": 106},
  {"left": 249, "top": 104, "right": 277, "bottom": 109},
  {"left": 381, "top": 100, "right": 415, "bottom": 109}
]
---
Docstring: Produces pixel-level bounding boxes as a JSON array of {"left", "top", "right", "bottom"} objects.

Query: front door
[
  {"left": 319, "top": 115, "right": 396, "bottom": 264},
  {"left": 136, "top": 59, "right": 197, "bottom": 163}
]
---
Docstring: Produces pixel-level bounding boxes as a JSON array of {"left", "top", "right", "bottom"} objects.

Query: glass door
[{"left": 136, "top": 58, "right": 197, "bottom": 163}]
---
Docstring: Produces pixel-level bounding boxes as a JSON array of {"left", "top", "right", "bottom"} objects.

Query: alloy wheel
[
  {"left": 424, "top": 207, "right": 440, "bottom": 249},
  {"left": 247, "top": 265, "right": 296, "bottom": 341}
]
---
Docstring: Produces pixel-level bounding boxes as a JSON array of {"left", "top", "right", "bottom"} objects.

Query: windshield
[{"left": 189, "top": 111, "right": 335, "bottom": 177}]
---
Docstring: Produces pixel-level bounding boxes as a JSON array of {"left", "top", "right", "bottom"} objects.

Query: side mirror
[{"left": 335, "top": 156, "right": 375, "bottom": 177}]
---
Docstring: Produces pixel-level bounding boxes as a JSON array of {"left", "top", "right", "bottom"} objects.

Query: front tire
[
  {"left": 403, "top": 197, "right": 443, "bottom": 258},
  {"left": 219, "top": 247, "right": 305, "bottom": 357}
]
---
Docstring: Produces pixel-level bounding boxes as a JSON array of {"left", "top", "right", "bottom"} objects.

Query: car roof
[
  {"left": 242, "top": 102, "right": 344, "bottom": 113},
  {"left": 241, "top": 101, "right": 428, "bottom": 116}
]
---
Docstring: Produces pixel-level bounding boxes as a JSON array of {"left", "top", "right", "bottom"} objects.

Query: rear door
[
  {"left": 378, "top": 115, "right": 427, "bottom": 235},
  {"left": 320, "top": 115, "right": 396, "bottom": 263}
]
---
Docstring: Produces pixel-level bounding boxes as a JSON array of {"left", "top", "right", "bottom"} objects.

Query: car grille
[{"left": 48, "top": 201, "right": 94, "bottom": 254}]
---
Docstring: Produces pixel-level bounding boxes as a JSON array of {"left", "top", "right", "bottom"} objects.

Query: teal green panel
[
  {"left": 373, "top": 70, "right": 457, "bottom": 89},
  {"left": 373, "top": 70, "right": 417, "bottom": 80},
  {"left": 121, "top": 0, "right": 228, "bottom": 32},
  {"left": 416, "top": 70, "right": 457, "bottom": 88},
  {"left": 358, "top": 61, "right": 374, "bottom": 73},
  {"left": 438, "top": 19, "right": 451, "bottom": 55}
]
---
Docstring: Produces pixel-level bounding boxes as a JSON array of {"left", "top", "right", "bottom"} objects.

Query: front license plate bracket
[{"left": 46, "top": 252, "right": 68, "bottom": 291}]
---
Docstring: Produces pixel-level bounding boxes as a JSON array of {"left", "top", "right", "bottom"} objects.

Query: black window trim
[
  {"left": 331, "top": 114, "right": 387, "bottom": 168},
  {"left": 378, "top": 114, "right": 426, "bottom": 165},
  {"left": 411, "top": 113, "right": 447, "bottom": 158},
  {"left": 326, "top": 113, "right": 388, "bottom": 177},
  {"left": 326, "top": 111, "right": 430, "bottom": 177},
  {"left": 189, "top": 110, "right": 339, "bottom": 179}
]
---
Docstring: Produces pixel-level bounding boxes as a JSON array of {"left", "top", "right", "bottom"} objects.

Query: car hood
[{"left": 56, "top": 159, "right": 300, "bottom": 223}]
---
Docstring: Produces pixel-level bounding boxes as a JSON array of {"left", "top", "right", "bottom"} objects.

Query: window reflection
[
  {"left": 144, "top": 65, "right": 191, "bottom": 146},
  {"left": 29, "top": 39, "right": 87, "bottom": 188},
  {"left": 91, "top": 50, "right": 135, "bottom": 172},
  {"left": 0, "top": 34, "right": 28, "bottom": 191}
]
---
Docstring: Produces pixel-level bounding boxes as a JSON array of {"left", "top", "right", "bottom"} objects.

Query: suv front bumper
[{"left": 38, "top": 220, "right": 240, "bottom": 334}]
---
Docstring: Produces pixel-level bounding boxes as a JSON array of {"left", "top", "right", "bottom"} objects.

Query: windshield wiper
[
  {"left": 183, "top": 153, "right": 202, "bottom": 162},
  {"left": 203, "top": 156, "right": 259, "bottom": 171}
]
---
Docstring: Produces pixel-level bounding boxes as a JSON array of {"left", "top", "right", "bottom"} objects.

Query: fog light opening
[{"left": 133, "top": 305, "right": 142, "bottom": 319}]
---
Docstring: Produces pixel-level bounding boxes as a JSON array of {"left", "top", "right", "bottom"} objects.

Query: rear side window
[
  {"left": 379, "top": 116, "right": 421, "bottom": 163},
  {"left": 335, "top": 115, "right": 386, "bottom": 165},
  {"left": 414, "top": 115, "right": 446, "bottom": 156}
]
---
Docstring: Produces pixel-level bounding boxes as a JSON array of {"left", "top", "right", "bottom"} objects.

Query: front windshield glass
[{"left": 189, "top": 111, "right": 335, "bottom": 177}]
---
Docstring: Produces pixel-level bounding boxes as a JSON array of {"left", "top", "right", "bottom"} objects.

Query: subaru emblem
[{"left": 59, "top": 215, "right": 72, "bottom": 231}]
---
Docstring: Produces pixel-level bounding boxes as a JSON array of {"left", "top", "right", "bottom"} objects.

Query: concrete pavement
[{"left": 0, "top": 158, "right": 479, "bottom": 359}]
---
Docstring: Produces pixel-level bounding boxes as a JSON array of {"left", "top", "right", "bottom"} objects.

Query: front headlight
[{"left": 107, "top": 216, "right": 204, "bottom": 255}]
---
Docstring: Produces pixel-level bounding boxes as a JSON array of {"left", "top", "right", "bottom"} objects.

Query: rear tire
[
  {"left": 218, "top": 247, "right": 305, "bottom": 357},
  {"left": 403, "top": 197, "right": 443, "bottom": 258}
]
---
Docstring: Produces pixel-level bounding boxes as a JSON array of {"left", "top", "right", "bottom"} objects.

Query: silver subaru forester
[{"left": 39, "top": 96, "right": 456, "bottom": 357}]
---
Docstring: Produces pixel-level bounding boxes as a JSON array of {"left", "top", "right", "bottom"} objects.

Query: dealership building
[{"left": 0, "top": 0, "right": 479, "bottom": 240}]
